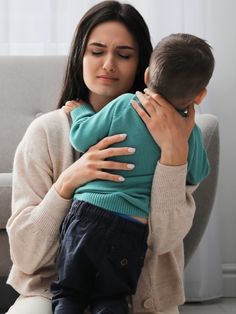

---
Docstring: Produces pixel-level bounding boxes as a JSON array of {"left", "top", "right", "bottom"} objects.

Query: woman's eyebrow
[
  {"left": 116, "top": 45, "right": 135, "bottom": 50},
  {"left": 88, "top": 42, "right": 106, "bottom": 48},
  {"left": 88, "top": 42, "right": 135, "bottom": 50}
]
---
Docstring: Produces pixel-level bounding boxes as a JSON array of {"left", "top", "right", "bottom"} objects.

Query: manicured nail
[
  {"left": 120, "top": 133, "right": 127, "bottom": 139},
  {"left": 128, "top": 148, "right": 136, "bottom": 153},
  {"left": 127, "top": 164, "right": 135, "bottom": 169},
  {"left": 118, "top": 176, "right": 125, "bottom": 181}
]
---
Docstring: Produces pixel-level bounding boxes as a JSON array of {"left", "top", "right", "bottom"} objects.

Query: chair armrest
[
  {"left": 184, "top": 114, "right": 220, "bottom": 265},
  {"left": 0, "top": 173, "right": 12, "bottom": 229}
]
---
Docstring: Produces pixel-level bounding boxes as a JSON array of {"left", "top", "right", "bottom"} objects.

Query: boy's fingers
[
  {"left": 65, "top": 100, "right": 80, "bottom": 107},
  {"left": 65, "top": 101, "right": 74, "bottom": 107}
]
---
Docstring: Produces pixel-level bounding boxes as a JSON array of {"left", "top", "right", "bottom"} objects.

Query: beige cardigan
[{"left": 6, "top": 109, "right": 197, "bottom": 313}]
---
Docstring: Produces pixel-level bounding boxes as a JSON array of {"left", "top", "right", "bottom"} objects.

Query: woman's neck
[{"left": 89, "top": 94, "right": 114, "bottom": 112}]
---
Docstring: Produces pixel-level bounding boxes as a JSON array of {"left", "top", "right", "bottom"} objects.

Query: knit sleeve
[
  {"left": 69, "top": 94, "right": 134, "bottom": 153},
  {"left": 6, "top": 112, "right": 72, "bottom": 274},
  {"left": 187, "top": 125, "right": 210, "bottom": 184},
  {"left": 70, "top": 103, "right": 113, "bottom": 152},
  {"left": 148, "top": 162, "right": 198, "bottom": 254}
]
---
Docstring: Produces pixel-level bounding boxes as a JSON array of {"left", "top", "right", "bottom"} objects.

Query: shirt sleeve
[
  {"left": 187, "top": 125, "right": 210, "bottom": 185},
  {"left": 70, "top": 103, "right": 115, "bottom": 152}
]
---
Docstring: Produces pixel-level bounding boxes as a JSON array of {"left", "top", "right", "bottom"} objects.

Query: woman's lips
[{"left": 97, "top": 75, "right": 118, "bottom": 82}]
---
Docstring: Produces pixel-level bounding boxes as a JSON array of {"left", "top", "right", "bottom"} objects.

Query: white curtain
[
  {"left": 0, "top": 0, "right": 101, "bottom": 55},
  {"left": 0, "top": 0, "right": 223, "bottom": 301},
  {"left": 0, "top": 0, "right": 211, "bottom": 56}
]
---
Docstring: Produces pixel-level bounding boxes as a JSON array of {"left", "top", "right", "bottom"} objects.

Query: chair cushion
[{"left": 0, "top": 173, "right": 12, "bottom": 229}]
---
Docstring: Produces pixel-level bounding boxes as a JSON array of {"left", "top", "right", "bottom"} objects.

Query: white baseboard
[{"left": 222, "top": 263, "right": 236, "bottom": 297}]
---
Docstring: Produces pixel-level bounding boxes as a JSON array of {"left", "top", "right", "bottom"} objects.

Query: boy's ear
[
  {"left": 194, "top": 88, "right": 207, "bottom": 105},
  {"left": 144, "top": 67, "right": 149, "bottom": 86}
]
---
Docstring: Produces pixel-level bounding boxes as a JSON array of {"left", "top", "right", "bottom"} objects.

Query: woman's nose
[{"left": 102, "top": 56, "right": 116, "bottom": 72}]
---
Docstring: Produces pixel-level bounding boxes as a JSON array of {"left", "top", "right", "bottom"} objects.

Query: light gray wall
[{"left": 205, "top": 1, "right": 236, "bottom": 264}]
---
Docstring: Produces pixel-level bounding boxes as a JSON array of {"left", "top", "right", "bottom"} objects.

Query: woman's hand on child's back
[
  {"left": 55, "top": 134, "right": 136, "bottom": 199},
  {"left": 131, "top": 89, "right": 195, "bottom": 166}
]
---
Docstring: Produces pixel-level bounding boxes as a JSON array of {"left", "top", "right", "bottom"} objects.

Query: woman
[{"left": 6, "top": 1, "right": 197, "bottom": 314}]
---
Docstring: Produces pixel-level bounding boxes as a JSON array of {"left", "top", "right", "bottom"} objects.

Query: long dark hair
[{"left": 57, "top": 1, "right": 152, "bottom": 108}]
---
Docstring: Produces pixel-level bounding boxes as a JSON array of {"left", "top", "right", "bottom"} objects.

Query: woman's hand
[
  {"left": 131, "top": 89, "right": 195, "bottom": 166},
  {"left": 55, "top": 134, "right": 135, "bottom": 199}
]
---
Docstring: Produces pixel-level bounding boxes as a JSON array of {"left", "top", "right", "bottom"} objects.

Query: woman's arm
[
  {"left": 7, "top": 115, "right": 72, "bottom": 274},
  {"left": 132, "top": 90, "right": 198, "bottom": 254},
  {"left": 148, "top": 162, "right": 198, "bottom": 254},
  {"left": 7, "top": 111, "right": 136, "bottom": 274}
]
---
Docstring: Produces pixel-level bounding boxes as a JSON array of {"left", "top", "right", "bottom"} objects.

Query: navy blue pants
[{"left": 51, "top": 201, "right": 148, "bottom": 314}]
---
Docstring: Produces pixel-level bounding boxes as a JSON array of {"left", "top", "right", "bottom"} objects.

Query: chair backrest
[
  {"left": 184, "top": 113, "right": 220, "bottom": 265},
  {"left": 0, "top": 56, "right": 67, "bottom": 173}
]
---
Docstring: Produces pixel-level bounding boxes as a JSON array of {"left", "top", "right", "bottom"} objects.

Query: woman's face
[{"left": 83, "top": 21, "right": 139, "bottom": 111}]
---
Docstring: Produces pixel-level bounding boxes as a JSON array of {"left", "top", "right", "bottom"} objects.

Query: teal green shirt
[{"left": 70, "top": 93, "right": 210, "bottom": 218}]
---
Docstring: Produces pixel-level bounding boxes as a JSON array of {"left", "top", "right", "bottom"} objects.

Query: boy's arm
[
  {"left": 186, "top": 125, "right": 210, "bottom": 185},
  {"left": 70, "top": 102, "right": 114, "bottom": 152}
]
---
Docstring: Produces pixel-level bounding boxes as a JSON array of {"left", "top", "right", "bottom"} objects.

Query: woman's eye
[
  {"left": 92, "top": 51, "right": 103, "bottom": 56},
  {"left": 119, "top": 54, "right": 131, "bottom": 59}
]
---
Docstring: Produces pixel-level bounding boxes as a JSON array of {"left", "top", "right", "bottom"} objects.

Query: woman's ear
[
  {"left": 194, "top": 88, "right": 207, "bottom": 105},
  {"left": 144, "top": 67, "right": 150, "bottom": 86}
]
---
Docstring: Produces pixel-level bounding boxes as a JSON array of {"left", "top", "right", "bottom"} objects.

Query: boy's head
[{"left": 146, "top": 33, "right": 215, "bottom": 110}]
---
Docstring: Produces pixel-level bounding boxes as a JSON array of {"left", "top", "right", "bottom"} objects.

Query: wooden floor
[{"left": 180, "top": 298, "right": 236, "bottom": 314}]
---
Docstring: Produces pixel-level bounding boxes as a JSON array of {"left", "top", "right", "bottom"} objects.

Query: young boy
[{"left": 52, "top": 33, "right": 215, "bottom": 314}]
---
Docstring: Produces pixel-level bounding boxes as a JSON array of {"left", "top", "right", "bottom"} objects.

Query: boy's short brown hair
[{"left": 149, "top": 33, "right": 215, "bottom": 108}]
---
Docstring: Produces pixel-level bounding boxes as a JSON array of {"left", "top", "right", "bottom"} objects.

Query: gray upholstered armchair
[
  {"left": 184, "top": 113, "right": 220, "bottom": 265},
  {"left": 0, "top": 57, "right": 219, "bottom": 313}
]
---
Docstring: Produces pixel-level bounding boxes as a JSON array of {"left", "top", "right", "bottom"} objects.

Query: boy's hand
[{"left": 62, "top": 100, "right": 81, "bottom": 114}]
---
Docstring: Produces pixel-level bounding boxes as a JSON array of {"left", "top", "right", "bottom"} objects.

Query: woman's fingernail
[
  {"left": 127, "top": 164, "right": 135, "bottom": 169},
  {"left": 118, "top": 176, "right": 125, "bottom": 182},
  {"left": 120, "top": 133, "right": 127, "bottom": 139},
  {"left": 128, "top": 148, "right": 136, "bottom": 153}
]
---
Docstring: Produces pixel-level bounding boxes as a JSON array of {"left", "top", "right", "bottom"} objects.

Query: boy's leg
[
  {"left": 52, "top": 202, "right": 98, "bottom": 314},
  {"left": 90, "top": 297, "right": 129, "bottom": 314},
  {"left": 54, "top": 202, "right": 148, "bottom": 314},
  {"left": 52, "top": 294, "right": 88, "bottom": 314},
  {"left": 90, "top": 213, "right": 148, "bottom": 314}
]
